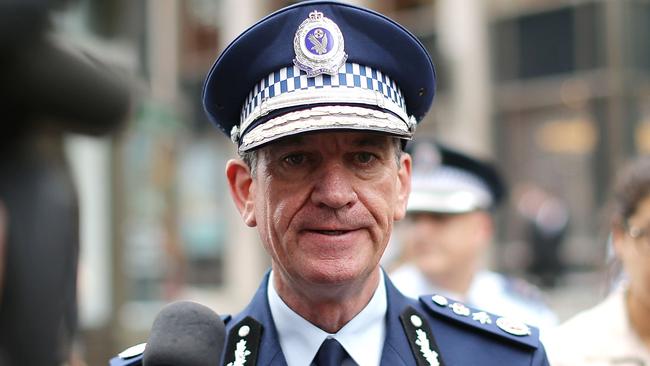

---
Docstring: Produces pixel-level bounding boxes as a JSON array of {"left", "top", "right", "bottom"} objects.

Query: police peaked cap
[
  {"left": 203, "top": 0, "right": 436, "bottom": 152},
  {"left": 406, "top": 140, "right": 507, "bottom": 213}
]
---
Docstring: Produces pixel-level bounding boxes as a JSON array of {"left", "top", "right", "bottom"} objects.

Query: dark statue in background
[{"left": 0, "top": 1, "right": 130, "bottom": 365}]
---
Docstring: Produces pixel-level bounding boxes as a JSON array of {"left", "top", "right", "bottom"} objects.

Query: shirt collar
[{"left": 267, "top": 270, "right": 387, "bottom": 366}]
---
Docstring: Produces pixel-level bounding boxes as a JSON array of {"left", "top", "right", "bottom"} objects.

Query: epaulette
[
  {"left": 419, "top": 294, "right": 540, "bottom": 349},
  {"left": 108, "top": 343, "right": 145, "bottom": 366}
]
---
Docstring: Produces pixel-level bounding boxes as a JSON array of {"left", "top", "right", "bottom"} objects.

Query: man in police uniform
[
  {"left": 111, "top": 1, "right": 550, "bottom": 365},
  {"left": 390, "top": 140, "right": 558, "bottom": 331}
]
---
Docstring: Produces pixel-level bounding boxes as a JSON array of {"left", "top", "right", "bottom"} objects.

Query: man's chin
[{"left": 301, "top": 263, "right": 369, "bottom": 287}]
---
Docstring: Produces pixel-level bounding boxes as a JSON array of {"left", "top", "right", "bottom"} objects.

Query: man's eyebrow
[
  {"left": 277, "top": 135, "right": 306, "bottom": 147},
  {"left": 265, "top": 136, "right": 306, "bottom": 151},
  {"left": 352, "top": 136, "right": 391, "bottom": 148}
]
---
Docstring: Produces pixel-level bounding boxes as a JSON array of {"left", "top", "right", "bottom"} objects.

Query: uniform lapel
[
  {"left": 222, "top": 271, "right": 288, "bottom": 366},
  {"left": 380, "top": 273, "right": 419, "bottom": 366}
]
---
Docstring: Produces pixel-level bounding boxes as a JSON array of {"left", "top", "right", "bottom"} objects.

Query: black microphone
[{"left": 143, "top": 301, "right": 226, "bottom": 366}]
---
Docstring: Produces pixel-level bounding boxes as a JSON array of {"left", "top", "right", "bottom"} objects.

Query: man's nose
[{"left": 310, "top": 164, "right": 358, "bottom": 209}]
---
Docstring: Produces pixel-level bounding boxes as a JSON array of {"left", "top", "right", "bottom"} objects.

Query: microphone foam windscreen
[{"left": 143, "top": 301, "right": 226, "bottom": 366}]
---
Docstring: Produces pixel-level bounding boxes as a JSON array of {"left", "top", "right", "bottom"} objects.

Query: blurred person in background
[
  {"left": 390, "top": 140, "right": 558, "bottom": 330},
  {"left": 545, "top": 157, "right": 650, "bottom": 365},
  {"left": 0, "top": 1, "right": 130, "bottom": 365},
  {"left": 516, "top": 183, "right": 569, "bottom": 288}
]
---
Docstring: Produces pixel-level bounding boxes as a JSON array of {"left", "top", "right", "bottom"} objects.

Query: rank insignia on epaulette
[
  {"left": 471, "top": 311, "right": 492, "bottom": 325},
  {"left": 399, "top": 307, "right": 445, "bottom": 366},
  {"left": 449, "top": 302, "right": 470, "bottom": 317},
  {"left": 223, "top": 317, "right": 263, "bottom": 366},
  {"left": 496, "top": 317, "right": 531, "bottom": 337},
  {"left": 420, "top": 294, "right": 540, "bottom": 350}
]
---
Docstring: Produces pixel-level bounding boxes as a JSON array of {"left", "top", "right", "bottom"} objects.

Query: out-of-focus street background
[{"left": 3, "top": 0, "right": 650, "bottom": 364}]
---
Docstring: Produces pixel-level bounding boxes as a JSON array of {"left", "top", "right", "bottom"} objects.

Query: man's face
[
  {"left": 227, "top": 131, "right": 411, "bottom": 290},
  {"left": 404, "top": 211, "right": 491, "bottom": 280}
]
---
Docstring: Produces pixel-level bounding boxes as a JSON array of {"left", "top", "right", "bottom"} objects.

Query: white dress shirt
[{"left": 267, "top": 270, "right": 387, "bottom": 366}]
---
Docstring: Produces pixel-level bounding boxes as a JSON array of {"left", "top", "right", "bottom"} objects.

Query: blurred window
[{"left": 492, "top": 2, "right": 606, "bottom": 81}]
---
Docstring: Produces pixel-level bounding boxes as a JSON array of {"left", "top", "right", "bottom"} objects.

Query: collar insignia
[
  {"left": 400, "top": 307, "right": 446, "bottom": 366},
  {"left": 293, "top": 10, "right": 347, "bottom": 76},
  {"left": 223, "top": 317, "right": 262, "bottom": 366}
]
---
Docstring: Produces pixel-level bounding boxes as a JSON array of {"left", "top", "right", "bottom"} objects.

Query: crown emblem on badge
[
  {"left": 293, "top": 10, "right": 347, "bottom": 76},
  {"left": 309, "top": 10, "right": 324, "bottom": 21}
]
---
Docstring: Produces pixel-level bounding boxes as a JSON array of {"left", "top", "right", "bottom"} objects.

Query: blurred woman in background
[{"left": 546, "top": 157, "right": 650, "bottom": 365}]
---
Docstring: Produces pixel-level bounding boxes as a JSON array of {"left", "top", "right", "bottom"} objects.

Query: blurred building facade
[{"left": 54, "top": 0, "right": 650, "bottom": 364}]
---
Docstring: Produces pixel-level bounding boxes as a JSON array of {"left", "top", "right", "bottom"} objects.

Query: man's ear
[
  {"left": 225, "top": 159, "right": 257, "bottom": 227},
  {"left": 394, "top": 152, "right": 412, "bottom": 221}
]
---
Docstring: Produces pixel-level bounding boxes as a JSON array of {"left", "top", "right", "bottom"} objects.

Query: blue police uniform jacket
[{"left": 110, "top": 270, "right": 550, "bottom": 366}]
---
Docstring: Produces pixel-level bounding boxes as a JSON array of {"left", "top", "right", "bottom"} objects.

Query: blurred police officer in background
[
  {"left": 390, "top": 140, "right": 557, "bottom": 330},
  {"left": 111, "top": 1, "right": 549, "bottom": 365},
  {"left": 0, "top": 1, "right": 130, "bottom": 365}
]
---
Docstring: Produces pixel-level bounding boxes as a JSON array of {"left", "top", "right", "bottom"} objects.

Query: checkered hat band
[{"left": 240, "top": 62, "right": 406, "bottom": 125}]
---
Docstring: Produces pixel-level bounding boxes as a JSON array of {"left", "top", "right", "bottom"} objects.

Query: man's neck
[{"left": 273, "top": 268, "right": 381, "bottom": 333}]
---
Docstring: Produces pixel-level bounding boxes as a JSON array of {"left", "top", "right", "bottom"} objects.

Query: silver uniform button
[
  {"left": 431, "top": 294, "right": 448, "bottom": 307},
  {"left": 410, "top": 314, "right": 423, "bottom": 328},
  {"left": 238, "top": 325, "right": 251, "bottom": 337},
  {"left": 118, "top": 343, "right": 146, "bottom": 359}
]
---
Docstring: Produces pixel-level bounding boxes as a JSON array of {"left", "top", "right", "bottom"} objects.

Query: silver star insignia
[
  {"left": 449, "top": 302, "right": 470, "bottom": 317},
  {"left": 472, "top": 311, "right": 492, "bottom": 324}
]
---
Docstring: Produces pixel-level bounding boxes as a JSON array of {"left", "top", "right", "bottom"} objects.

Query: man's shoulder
[
  {"left": 416, "top": 293, "right": 542, "bottom": 350},
  {"left": 390, "top": 290, "right": 549, "bottom": 365}
]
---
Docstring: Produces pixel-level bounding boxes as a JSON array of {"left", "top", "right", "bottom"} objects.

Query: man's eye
[
  {"left": 283, "top": 154, "right": 305, "bottom": 165},
  {"left": 355, "top": 152, "right": 376, "bottom": 164}
]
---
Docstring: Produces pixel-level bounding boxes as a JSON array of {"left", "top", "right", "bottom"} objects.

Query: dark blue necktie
[{"left": 313, "top": 338, "right": 351, "bottom": 366}]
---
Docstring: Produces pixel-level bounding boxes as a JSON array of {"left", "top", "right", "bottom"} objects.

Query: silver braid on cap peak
[
  {"left": 236, "top": 63, "right": 411, "bottom": 136},
  {"left": 240, "top": 105, "right": 412, "bottom": 151}
]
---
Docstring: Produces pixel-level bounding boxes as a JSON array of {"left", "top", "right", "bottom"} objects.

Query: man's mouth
[{"left": 314, "top": 230, "right": 348, "bottom": 236}]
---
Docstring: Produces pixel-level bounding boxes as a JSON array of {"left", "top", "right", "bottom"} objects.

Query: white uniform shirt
[
  {"left": 545, "top": 288, "right": 650, "bottom": 366},
  {"left": 390, "top": 264, "right": 557, "bottom": 329},
  {"left": 267, "top": 270, "right": 387, "bottom": 366}
]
